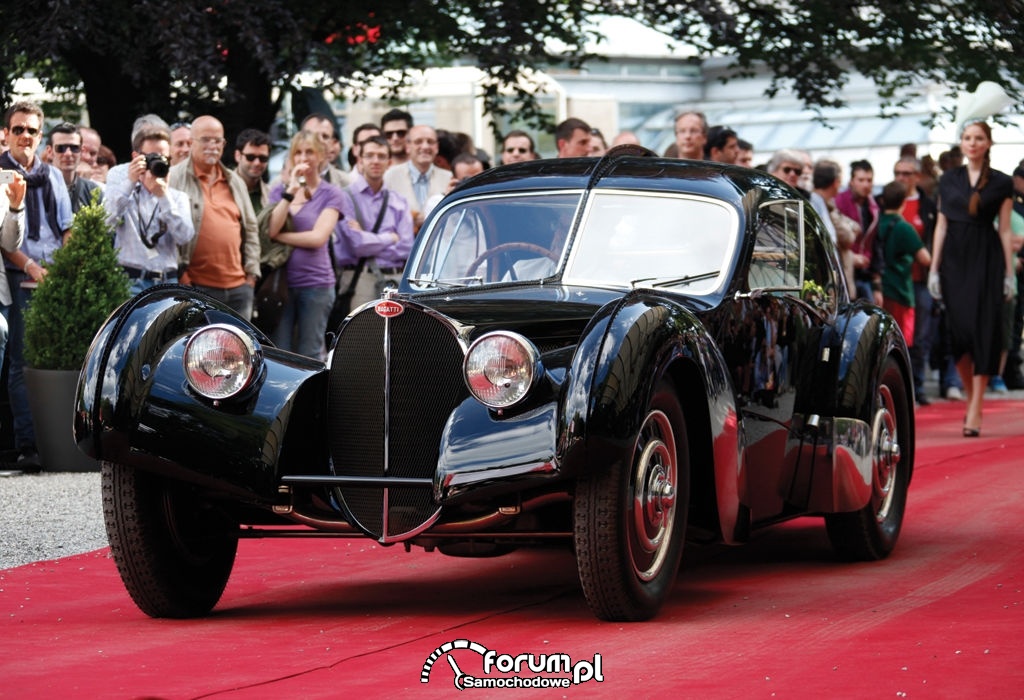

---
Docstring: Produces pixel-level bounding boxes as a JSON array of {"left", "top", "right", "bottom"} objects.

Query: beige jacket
[{"left": 169, "top": 157, "right": 261, "bottom": 279}]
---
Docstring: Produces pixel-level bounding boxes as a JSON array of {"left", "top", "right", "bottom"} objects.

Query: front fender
[
  {"left": 565, "top": 294, "right": 740, "bottom": 540},
  {"left": 76, "top": 285, "right": 328, "bottom": 501}
]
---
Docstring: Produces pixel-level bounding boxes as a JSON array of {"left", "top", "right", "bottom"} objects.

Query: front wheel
[
  {"left": 825, "top": 356, "right": 912, "bottom": 560},
  {"left": 102, "top": 461, "right": 238, "bottom": 618},
  {"left": 574, "top": 380, "right": 689, "bottom": 621}
]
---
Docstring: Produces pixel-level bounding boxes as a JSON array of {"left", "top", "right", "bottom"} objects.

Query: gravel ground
[{"left": 0, "top": 471, "right": 106, "bottom": 569}]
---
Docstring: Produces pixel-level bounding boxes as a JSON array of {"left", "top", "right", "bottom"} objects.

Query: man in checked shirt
[{"left": 105, "top": 126, "right": 195, "bottom": 295}]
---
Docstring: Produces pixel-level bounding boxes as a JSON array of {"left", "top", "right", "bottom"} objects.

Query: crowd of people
[
  {"left": 654, "top": 109, "right": 1024, "bottom": 438},
  {"left": 1, "top": 100, "right": 1022, "bottom": 469}
]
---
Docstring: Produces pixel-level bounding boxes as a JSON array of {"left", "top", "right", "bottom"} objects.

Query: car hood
[
  {"left": 398, "top": 284, "right": 620, "bottom": 342},
  {"left": 386, "top": 282, "right": 711, "bottom": 357}
]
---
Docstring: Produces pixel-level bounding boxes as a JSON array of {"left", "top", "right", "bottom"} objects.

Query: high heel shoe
[{"left": 962, "top": 426, "right": 981, "bottom": 438}]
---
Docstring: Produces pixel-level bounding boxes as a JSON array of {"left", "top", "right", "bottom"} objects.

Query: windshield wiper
[
  {"left": 407, "top": 276, "right": 484, "bottom": 289},
  {"left": 631, "top": 270, "right": 720, "bottom": 289}
]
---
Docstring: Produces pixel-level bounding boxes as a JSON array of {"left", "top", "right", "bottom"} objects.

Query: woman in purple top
[{"left": 267, "top": 131, "right": 345, "bottom": 358}]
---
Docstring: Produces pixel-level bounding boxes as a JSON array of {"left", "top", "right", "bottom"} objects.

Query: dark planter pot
[{"left": 24, "top": 366, "right": 97, "bottom": 472}]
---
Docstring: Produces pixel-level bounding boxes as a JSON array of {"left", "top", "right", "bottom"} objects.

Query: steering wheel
[{"left": 466, "top": 242, "right": 559, "bottom": 278}]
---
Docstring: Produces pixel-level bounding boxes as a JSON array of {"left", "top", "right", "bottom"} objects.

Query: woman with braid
[{"left": 928, "top": 121, "right": 1014, "bottom": 437}]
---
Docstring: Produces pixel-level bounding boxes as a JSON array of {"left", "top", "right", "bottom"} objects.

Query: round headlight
[
  {"left": 464, "top": 332, "right": 539, "bottom": 409},
  {"left": 183, "top": 324, "right": 259, "bottom": 400}
]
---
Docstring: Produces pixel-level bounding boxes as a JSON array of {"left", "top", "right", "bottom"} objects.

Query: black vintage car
[{"left": 76, "top": 147, "right": 914, "bottom": 622}]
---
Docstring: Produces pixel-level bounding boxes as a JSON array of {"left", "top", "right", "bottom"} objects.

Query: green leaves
[
  {"left": 24, "top": 196, "right": 131, "bottom": 371},
  {"left": 1, "top": 1, "right": 1020, "bottom": 146}
]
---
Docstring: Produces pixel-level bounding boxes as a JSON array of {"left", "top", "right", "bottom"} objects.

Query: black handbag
[
  {"left": 253, "top": 266, "right": 288, "bottom": 335},
  {"left": 326, "top": 258, "right": 363, "bottom": 330},
  {"left": 252, "top": 203, "right": 295, "bottom": 335}
]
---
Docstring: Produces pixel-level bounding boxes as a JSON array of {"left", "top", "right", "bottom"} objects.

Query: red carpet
[{"left": 3, "top": 399, "right": 1024, "bottom": 698}]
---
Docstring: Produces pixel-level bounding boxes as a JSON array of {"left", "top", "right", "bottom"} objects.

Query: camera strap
[{"left": 133, "top": 184, "right": 167, "bottom": 249}]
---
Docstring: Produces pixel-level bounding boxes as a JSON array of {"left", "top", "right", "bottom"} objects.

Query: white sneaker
[{"left": 945, "top": 386, "right": 964, "bottom": 401}]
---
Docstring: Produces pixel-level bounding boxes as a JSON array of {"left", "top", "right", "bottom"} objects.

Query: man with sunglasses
[
  {"left": 0, "top": 101, "right": 74, "bottom": 471},
  {"left": 380, "top": 108, "right": 413, "bottom": 169},
  {"left": 500, "top": 130, "right": 537, "bottom": 164},
  {"left": 234, "top": 128, "right": 271, "bottom": 214},
  {"left": 44, "top": 123, "right": 102, "bottom": 213}
]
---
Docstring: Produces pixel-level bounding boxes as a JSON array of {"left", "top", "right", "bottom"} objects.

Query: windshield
[{"left": 408, "top": 189, "right": 738, "bottom": 294}]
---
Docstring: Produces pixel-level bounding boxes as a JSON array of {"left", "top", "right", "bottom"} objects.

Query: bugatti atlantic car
[{"left": 76, "top": 146, "right": 914, "bottom": 621}]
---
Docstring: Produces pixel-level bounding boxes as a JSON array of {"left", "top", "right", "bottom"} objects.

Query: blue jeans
[
  {"left": 192, "top": 283, "right": 254, "bottom": 321},
  {"left": 6, "top": 270, "right": 35, "bottom": 450},
  {"left": 270, "top": 285, "right": 334, "bottom": 359}
]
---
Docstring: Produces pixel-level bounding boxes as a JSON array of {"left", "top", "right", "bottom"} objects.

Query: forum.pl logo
[{"left": 421, "top": 639, "right": 605, "bottom": 690}]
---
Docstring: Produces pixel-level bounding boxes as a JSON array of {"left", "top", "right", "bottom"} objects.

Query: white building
[{"left": 335, "top": 17, "right": 1022, "bottom": 175}]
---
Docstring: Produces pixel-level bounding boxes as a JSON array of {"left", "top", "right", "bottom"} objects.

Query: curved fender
[
  {"left": 833, "top": 304, "right": 913, "bottom": 421},
  {"left": 562, "top": 294, "right": 741, "bottom": 541},
  {"left": 76, "top": 286, "right": 328, "bottom": 500}
]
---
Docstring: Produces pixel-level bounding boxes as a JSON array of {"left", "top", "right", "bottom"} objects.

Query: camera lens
[{"left": 145, "top": 153, "right": 170, "bottom": 178}]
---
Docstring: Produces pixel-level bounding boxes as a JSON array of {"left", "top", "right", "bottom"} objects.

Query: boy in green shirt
[{"left": 878, "top": 180, "right": 932, "bottom": 346}]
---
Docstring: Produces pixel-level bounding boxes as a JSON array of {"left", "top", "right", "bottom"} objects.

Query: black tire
[
  {"left": 825, "top": 356, "right": 911, "bottom": 560},
  {"left": 101, "top": 461, "right": 238, "bottom": 618},
  {"left": 574, "top": 380, "right": 689, "bottom": 621}
]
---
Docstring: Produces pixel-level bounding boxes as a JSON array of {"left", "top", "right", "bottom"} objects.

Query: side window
[
  {"left": 801, "top": 202, "right": 839, "bottom": 313},
  {"left": 748, "top": 201, "right": 802, "bottom": 290}
]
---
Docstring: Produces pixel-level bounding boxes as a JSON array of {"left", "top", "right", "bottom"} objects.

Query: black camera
[{"left": 144, "top": 152, "right": 170, "bottom": 178}]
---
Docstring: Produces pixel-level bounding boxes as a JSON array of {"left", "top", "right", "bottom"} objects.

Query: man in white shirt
[{"left": 106, "top": 127, "right": 195, "bottom": 295}]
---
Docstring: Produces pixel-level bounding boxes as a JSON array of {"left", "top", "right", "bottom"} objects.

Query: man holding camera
[
  {"left": 105, "top": 126, "right": 194, "bottom": 295},
  {"left": 170, "top": 115, "right": 261, "bottom": 319}
]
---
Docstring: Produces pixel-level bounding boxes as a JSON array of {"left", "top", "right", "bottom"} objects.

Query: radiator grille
[{"left": 327, "top": 305, "right": 468, "bottom": 540}]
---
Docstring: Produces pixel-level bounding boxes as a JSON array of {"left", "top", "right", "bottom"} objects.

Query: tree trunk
[
  {"left": 63, "top": 47, "right": 278, "bottom": 166},
  {"left": 66, "top": 48, "right": 175, "bottom": 163}
]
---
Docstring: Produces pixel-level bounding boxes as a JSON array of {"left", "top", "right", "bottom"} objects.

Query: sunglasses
[
  {"left": 10, "top": 125, "right": 41, "bottom": 137},
  {"left": 241, "top": 153, "right": 269, "bottom": 163},
  {"left": 894, "top": 170, "right": 917, "bottom": 177},
  {"left": 782, "top": 166, "right": 803, "bottom": 176},
  {"left": 504, "top": 147, "right": 529, "bottom": 154},
  {"left": 384, "top": 129, "right": 408, "bottom": 139},
  {"left": 54, "top": 143, "right": 82, "bottom": 154}
]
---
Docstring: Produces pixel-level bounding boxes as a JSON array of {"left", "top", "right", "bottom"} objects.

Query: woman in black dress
[{"left": 928, "top": 121, "right": 1014, "bottom": 436}]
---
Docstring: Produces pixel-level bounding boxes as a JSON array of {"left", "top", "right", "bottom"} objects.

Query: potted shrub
[{"left": 23, "top": 196, "right": 130, "bottom": 471}]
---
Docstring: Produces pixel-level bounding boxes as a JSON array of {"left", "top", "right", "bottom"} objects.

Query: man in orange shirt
[{"left": 169, "top": 115, "right": 260, "bottom": 318}]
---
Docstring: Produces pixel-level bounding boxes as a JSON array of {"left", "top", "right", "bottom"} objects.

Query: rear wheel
[
  {"left": 102, "top": 461, "right": 238, "bottom": 618},
  {"left": 825, "top": 356, "right": 911, "bottom": 560},
  {"left": 574, "top": 380, "right": 689, "bottom": 621}
]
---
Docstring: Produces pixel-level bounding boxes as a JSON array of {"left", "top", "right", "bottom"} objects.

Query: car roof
[{"left": 447, "top": 146, "right": 796, "bottom": 209}]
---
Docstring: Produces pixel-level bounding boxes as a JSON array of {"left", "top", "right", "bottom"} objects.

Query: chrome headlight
[
  {"left": 183, "top": 324, "right": 260, "bottom": 400},
  {"left": 464, "top": 332, "right": 539, "bottom": 409}
]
